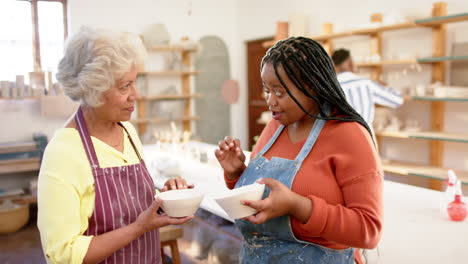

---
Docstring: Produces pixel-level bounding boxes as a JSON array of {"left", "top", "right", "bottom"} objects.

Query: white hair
[{"left": 56, "top": 27, "right": 147, "bottom": 107}]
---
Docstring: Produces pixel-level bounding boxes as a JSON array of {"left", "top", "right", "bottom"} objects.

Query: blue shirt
[{"left": 337, "top": 71, "right": 403, "bottom": 124}]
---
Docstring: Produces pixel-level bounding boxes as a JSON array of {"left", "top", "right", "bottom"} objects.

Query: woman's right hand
[
  {"left": 133, "top": 198, "right": 193, "bottom": 234},
  {"left": 214, "top": 136, "right": 246, "bottom": 179}
]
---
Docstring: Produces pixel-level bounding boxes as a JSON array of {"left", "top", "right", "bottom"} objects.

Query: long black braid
[{"left": 261, "top": 36, "right": 375, "bottom": 144}]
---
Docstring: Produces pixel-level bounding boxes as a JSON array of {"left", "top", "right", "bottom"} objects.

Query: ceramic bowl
[
  {"left": 214, "top": 183, "right": 265, "bottom": 219},
  {"left": 156, "top": 189, "right": 204, "bottom": 217}
]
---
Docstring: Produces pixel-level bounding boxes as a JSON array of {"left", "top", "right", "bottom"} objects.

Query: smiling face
[
  {"left": 261, "top": 62, "right": 318, "bottom": 126},
  {"left": 94, "top": 65, "right": 138, "bottom": 122}
]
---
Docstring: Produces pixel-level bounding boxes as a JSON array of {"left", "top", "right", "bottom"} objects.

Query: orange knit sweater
[{"left": 225, "top": 119, "right": 383, "bottom": 250}]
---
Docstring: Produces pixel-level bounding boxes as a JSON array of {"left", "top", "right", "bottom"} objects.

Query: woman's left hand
[
  {"left": 242, "top": 178, "right": 295, "bottom": 224},
  {"left": 162, "top": 176, "right": 194, "bottom": 191}
]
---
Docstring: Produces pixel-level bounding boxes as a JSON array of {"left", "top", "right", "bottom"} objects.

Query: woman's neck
[
  {"left": 81, "top": 106, "right": 119, "bottom": 135},
  {"left": 288, "top": 115, "right": 316, "bottom": 143}
]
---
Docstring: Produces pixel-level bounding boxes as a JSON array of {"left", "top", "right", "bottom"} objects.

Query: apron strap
[
  {"left": 118, "top": 122, "right": 143, "bottom": 161},
  {"left": 75, "top": 107, "right": 101, "bottom": 169},
  {"left": 294, "top": 103, "right": 331, "bottom": 166},
  {"left": 294, "top": 118, "right": 326, "bottom": 165},
  {"left": 256, "top": 124, "right": 285, "bottom": 157},
  {"left": 257, "top": 103, "right": 332, "bottom": 162}
]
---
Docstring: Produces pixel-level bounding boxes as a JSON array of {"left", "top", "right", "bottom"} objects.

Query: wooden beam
[
  {"left": 63, "top": 0, "right": 68, "bottom": 40},
  {"left": 321, "top": 23, "right": 334, "bottom": 54},
  {"left": 369, "top": 13, "right": 383, "bottom": 82},
  {"left": 432, "top": 2, "right": 447, "bottom": 17},
  {"left": 428, "top": 2, "right": 447, "bottom": 191},
  {"left": 430, "top": 102, "right": 445, "bottom": 172},
  {"left": 370, "top": 13, "right": 383, "bottom": 23},
  {"left": 182, "top": 50, "right": 192, "bottom": 132},
  {"left": 137, "top": 98, "right": 147, "bottom": 136},
  {"left": 31, "top": 0, "right": 41, "bottom": 71}
]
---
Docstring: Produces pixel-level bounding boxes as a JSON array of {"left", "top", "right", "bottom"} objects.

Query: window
[{"left": 0, "top": 0, "right": 67, "bottom": 81}]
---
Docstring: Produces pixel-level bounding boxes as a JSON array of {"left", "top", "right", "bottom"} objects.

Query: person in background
[
  {"left": 38, "top": 27, "right": 193, "bottom": 264},
  {"left": 332, "top": 48, "right": 403, "bottom": 125},
  {"left": 215, "top": 37, "right": 383, "bottom": 264}
]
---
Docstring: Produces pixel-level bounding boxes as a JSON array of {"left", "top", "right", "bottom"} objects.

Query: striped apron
[{"left": 75, "top": 107, "right": 160, "bottom": 264}]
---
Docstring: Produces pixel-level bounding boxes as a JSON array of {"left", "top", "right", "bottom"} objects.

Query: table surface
[{"left": 143, "top": 142, "right": 468, "bottom": 264}]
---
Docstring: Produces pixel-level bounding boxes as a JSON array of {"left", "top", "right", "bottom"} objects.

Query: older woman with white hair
[{"left": 38, "top": 27, "right": 193, "bottom": 264}]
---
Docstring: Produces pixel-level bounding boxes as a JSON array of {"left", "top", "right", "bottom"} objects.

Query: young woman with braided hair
[{"left": 215, "top": 37, "right": 382, "bottom": 263}]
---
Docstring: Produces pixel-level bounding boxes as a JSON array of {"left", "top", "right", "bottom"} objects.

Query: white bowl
[
  {"left": 214, "top": 183, "right": 265, "bottom": 219},
  {"left": 156, "top": 189, "right": 204, "bottom": 217}
]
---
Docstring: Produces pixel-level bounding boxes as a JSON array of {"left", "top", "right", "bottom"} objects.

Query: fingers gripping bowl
[
  {"left": 214, "top": 183, "right": 266, "bottom": 219},
  {"left": 155, "top": 189, "right": 204, "bottom": 217}
]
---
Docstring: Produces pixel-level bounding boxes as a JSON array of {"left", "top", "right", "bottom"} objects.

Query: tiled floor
[
  {"left": 0, "top": 222, "right": 202, "bottom": 264},
  {"left": 0, "top": 211, "right": 240, "bottom": 264},
  {"left": 0, "top": 222, "right": 45, "bottom": 264}
]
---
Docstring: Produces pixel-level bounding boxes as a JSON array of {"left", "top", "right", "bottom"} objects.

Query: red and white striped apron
[{"left": 75, "top": 107, "right": 161, "bottom": 264}]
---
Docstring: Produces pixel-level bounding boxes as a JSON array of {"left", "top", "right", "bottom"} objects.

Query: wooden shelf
[
  {"left": 310, "top": 22, "right": 417, "bottom": 41},
  {"left": 383, "top": 161, "right": 468, "bottom": 185},
  {"left": 356, "top": 59, "right": 418, "bottom": 67},
  {"left": 0, "top": 194, "right": 37, "bottom": 204},
  {"left": 138, "top": 70, "right": 200, "bottom": 76},
  {"left": 311, "top": 31, "right": 354, "bottom": 41},
  {"left": 0, "top": 96, "right": 41, "bottom": 100},
  {"left": 417, "top": 56, "right": 468, "bottom": 63},
  {"left": 0, "top": 142, "right": 37, "bottom": 154},
  {"left": 0, "top": 157, "right": 41, "bottom": 174},
  {"left": 137, "top": 93, "right": 202, "bottom": 101},
  {"left": 352, "top": 22, "right": 418, "bottom": 35},
  {"left": 282, "top": 13, "right": 468, "bottom": 46},
  {"left": 377, "top": 131, "right": 468, "bottom": 143},
  {"left": 138, "top": 45, "right": 199, "bottom": 135},
  {"left": 409, "top": 96, "right": 468, "bottom": 102},
  {"left": 416, "top": 12, "right": 468, "bottom": 26},
  {"left": 147, "top": 45, "right": 198, "bottom": 52},
  {"left": 131, "top": 116, "right": 200, "bottom": 125}
]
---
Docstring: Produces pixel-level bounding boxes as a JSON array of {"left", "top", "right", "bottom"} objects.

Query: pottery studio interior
[{"left": 1, "top": 0, "right": 468, "bottom": 264}]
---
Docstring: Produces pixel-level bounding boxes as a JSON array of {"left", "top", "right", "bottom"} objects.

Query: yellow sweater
[{"left": 37, "top": 122, "right": 144, "bottom": 264}]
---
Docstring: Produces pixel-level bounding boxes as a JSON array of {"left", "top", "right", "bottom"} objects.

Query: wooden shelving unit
[
  {"left": 383, "top": 161, "right": 468, "bottom": 185},
  {"left": 0, "top": 194, "right": 37, "bottom": 204},
  {"left": 263, "top": 8, "right": 468, "bottom": 52},
  {"left": 131, "top": 116, "right": 200, "bottom": 125},
  {"left": 310, "top": 22, "right": 418, "bottom": 42},
  {"left": 355, "top": 56, "right": 468, "bottom": 68},
  {"left": 137, "top": 93, "right": 202, "bottom": 101},
  {"left": 376, "top": 131, "right": 468, "bottom": 144},
  {"left": 415, "top": 12, "right": 468, "bottom": 26},
  {"left": 0, "top": 157, "right": 41, "bottom": 174},
  {"left": 0, "top": 141, "right": 37, "bottom": 154},
  {"left": 0, "top": 140, "right": 42, "bottom": 175},
  {"left": 0, "top": 96, "right": 41, "bottom": 100},
  {"left": 262, "top": 2, "right": 468, "bottom": 190},
  {"left": 356, "top": 59, "right": 419, "bottom": 67},
  {"left": 147, "top": 45, "right": 198, "bottom": 52},
  {"left": 138, "top": 70, "right": 200, "bottom": 76},
  {"left": 409, "top": 96, "right": 468, "bottom": 102},
  {"left": 417, "top": 55, "right": 468, "bottom": 63},
  {"left": 134, "top": 44, "right": 201, "bottom": 136}
]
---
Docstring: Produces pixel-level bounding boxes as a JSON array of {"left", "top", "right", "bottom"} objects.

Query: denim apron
[{"left": 235, "top": 106, "right": 354, "bottom": 264}]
